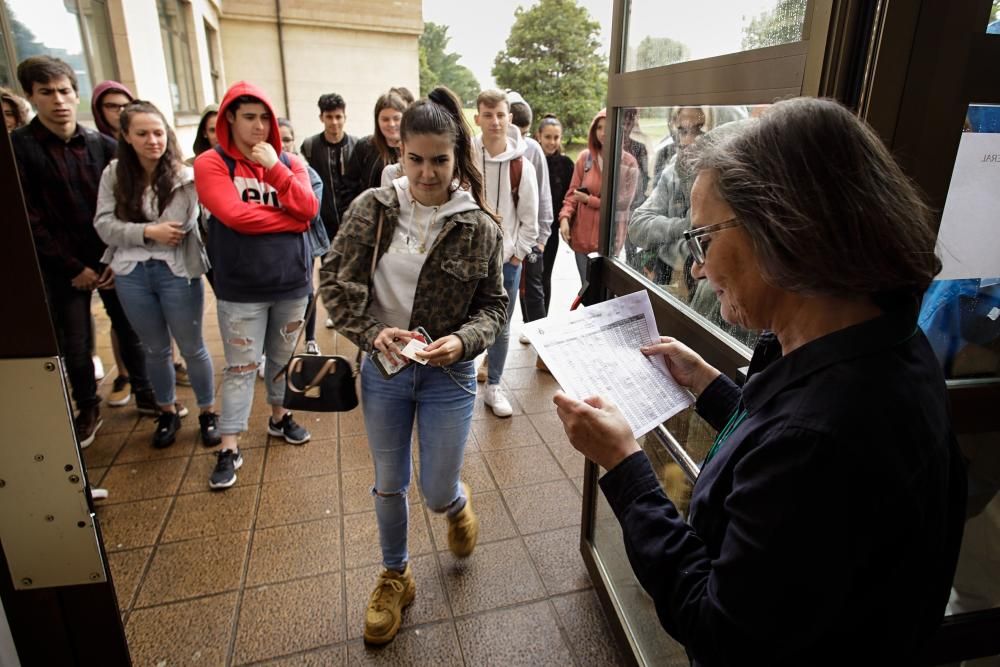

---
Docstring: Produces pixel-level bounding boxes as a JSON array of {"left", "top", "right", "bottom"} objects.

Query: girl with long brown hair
[
  {"left": 319, "top": 86, "right": 506, "bottom": 645},
  {"left": 94, "top": 100, "right": 220, "bottom": 449}
]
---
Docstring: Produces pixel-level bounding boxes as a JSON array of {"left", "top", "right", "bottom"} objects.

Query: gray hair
[{"left": 691, "top": 97, "right": 941, "bottom": 302}]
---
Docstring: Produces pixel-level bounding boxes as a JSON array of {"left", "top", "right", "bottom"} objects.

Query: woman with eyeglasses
[{"left": 554, "top": 98, "right": 966, "bottom": 665}]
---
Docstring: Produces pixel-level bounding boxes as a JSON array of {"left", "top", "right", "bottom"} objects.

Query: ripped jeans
[
  {"left": 360, "top": 356, "right": 477, "bottom": 571},
  {"left": 216, "top": 297, "right": 308, "bottom": 434}
]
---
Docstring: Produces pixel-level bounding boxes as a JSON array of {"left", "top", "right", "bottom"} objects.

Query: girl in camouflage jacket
[{"left": 318, "top": 86, "right": 506, "bottom": 645}]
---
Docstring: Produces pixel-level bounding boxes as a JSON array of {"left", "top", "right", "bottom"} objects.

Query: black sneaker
[
  {"left": 267, "top": 412, "right": 310, "bottom": 445},
  {"left": 152, "top": 412, "right": 181, "bottom": 449},
  {"left": 209, "top": 448, "right": 242, "bottom": 489},
  {"left": 198, "top": 412, "right": 222, "bottom": 446},
  {"left": 134, "top": 389, "right": 158, "bottom": 416}
]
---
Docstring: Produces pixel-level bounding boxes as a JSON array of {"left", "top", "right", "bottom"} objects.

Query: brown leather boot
[
  {"left": 74, "top": 406, "right": 103, "bottom": 449},
  {"left": 364, "top": 563, "right": 416, "bottom": 644}
]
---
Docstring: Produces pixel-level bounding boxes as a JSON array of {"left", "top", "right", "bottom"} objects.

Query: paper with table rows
[{"left": 522, "top": 290, "right": 694, "bottom": 438}]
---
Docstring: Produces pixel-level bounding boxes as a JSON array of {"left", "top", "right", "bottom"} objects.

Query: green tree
[
  {"left": 634, "top": 36, "right": 690, "bottom": 70},
  {"left": 992, "top": 0, "right": 1000, "bottom": 22},
  {"left": 492, "top": 0, "right": 607, "bottom": 141},
  {"left": 741, "top": 0, "right": 808, "bottom": 51},
  {"left": 419, "top": 22, "right": 480, "bottom": 107}
]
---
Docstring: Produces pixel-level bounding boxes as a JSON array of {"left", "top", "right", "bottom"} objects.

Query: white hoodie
[
  {"left": 472, "top": 130, "right": 539, "bottom": 263},
  {"left": 369, "top": 177, "right": 481, "bottom": 330}
]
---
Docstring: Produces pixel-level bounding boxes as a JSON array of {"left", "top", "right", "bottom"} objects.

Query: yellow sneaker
[
  {"left": 447, "top": 482, "right": 479, "bottom": 558},
  {"left": 363, "top": 564, "right": 416, "bottom": 645}
]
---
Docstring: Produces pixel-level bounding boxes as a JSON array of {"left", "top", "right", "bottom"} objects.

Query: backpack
[{"left": 510, "top": 156, "right": 523, "bottom": 208}]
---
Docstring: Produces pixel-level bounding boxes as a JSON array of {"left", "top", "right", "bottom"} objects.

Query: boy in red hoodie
[{"left": 194, "top": 81, "right": 319, "bottom": 489}]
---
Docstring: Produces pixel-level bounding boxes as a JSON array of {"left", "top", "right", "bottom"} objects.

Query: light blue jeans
[
  {"left": 486, "top": 261, "right": 522, "bottom": 385},
  {"left": 114, "top": 260, "right": 214, "bottom": 408},
  {"left": 360, "top": 356, "right": 477, "bottom": 571},
  {"left": 216, "top": 296, "right": 308, "bottom": 434}
]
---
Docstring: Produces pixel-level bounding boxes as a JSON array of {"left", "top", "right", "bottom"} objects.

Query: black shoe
[
  {"left": 134, "top": 389, "right": 158, "bottom": 416},
  {"left": 198, "top": 412, "right": 222, "bottom": 446},
  {"left": 152, "top": 412, "right": 181, "bottom": 449},
  {"left": 267, "top": 412, "right": 310, "bottom": 445},
  {"left": 74, "top": 406, "right": 103, "bottom": 449},
  {"left": 209, "top": 448, "right": 243, "bottom": 489}
]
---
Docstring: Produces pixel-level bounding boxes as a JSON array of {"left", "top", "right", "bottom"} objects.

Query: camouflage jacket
[{"left": 318, "top": 186, "right": 508, "bottom": 361}]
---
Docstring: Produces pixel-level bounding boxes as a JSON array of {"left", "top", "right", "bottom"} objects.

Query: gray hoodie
[{"left": 94, "top": 162, "right": 209, "bottom": 278}]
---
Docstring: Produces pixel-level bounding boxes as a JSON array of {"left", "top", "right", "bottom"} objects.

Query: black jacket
[
  {"left": 301, "top": 132, "right": 357, "bottom": 238},
  {"left": 11, "top": 119, "right": 116, "bottom": 277},
  {"left": 600, "top": 304, "right": 966, "bottom": 666},
  {"left": 342, "top": 135, "right": 399, "bottom": 212}
]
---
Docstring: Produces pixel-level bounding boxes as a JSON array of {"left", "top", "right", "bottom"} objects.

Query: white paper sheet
[
  {"left": 523, "top": 290, "right": 694, "bottom": 438},
  {"left": 937, "top": 132, "right": 1000, "bottom": 279}
]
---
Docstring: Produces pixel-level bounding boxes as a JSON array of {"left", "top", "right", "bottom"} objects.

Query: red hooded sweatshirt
[{"left": 194, "top": 81, "right": 319, "bottom": 302}]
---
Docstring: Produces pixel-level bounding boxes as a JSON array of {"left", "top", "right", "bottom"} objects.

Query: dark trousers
[
  {"left": 519, "top": 246, "right": 547, "bottom": 323},
  {"left": 541, "top": 229, "right": 560, "bottom": 314},
  {"left": 44, "top": 275, "right": 150, "bottom": 411}
]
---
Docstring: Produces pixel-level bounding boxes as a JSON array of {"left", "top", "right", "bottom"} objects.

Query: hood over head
[
  {"left": 91, "top": 80, "right": 134, "bottom": 137},
  {"left": 215, "top": 81, "right": 282, "bottom": 160},
  {"left": 192, "top": 103, "right": 220, "bottom": 156},
  {"left": 587, "top": 108, "right": 607, "bottom": 160}
]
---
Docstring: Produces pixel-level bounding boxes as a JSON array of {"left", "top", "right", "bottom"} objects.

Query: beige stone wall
[
  {"left": 219, "top": 0, "right": 421, "bottom": 145},
  {"left": 102, "top": 0, "right": 418, "bottom": 157}
]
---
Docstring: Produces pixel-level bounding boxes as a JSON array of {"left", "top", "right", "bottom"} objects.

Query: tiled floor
[{"left": 86, "top": 245, "right": 629, "bottom": 665}]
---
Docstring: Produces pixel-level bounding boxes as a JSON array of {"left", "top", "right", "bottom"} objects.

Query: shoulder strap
[
  {"left": 510, "top": 156, "right": 523, "bottom": 209},
  {"left": 301, "top": 135, "right": 314, "bottom": 162},
  {"left": 213, "top": 144, "right": 237, "bottom": 180}
]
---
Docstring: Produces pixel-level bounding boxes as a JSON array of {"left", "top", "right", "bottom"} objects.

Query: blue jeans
[
  {"left": 114, "top": 261, "right": 214, "bottom": 408},
  {"left": 216, "top": 296, "right": 308, "bottom": 434},
  {"left": 486, "top": 261, "right": 522, "bottom": 385},
  {"left": 361, "top": 357, "right": 477, "bottom": 571}
]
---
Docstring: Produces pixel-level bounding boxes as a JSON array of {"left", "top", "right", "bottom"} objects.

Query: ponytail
[{"left": 401, "top": 86, "right": 499, "bottom": 225}]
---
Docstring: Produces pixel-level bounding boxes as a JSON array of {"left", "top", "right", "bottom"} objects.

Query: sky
[{"left": 422, "top": 0, "right": 793, "bottom": 89}]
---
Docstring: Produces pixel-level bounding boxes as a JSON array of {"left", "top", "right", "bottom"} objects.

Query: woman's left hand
[
  {"left": 417, "top": 334, "right": 464, "bottom": 367},
  {"left": 553, "top": 391, "right": 640, "bottom": 470},
  {"left": 572, "top": 190, "right": 590, "bottom": 204}
]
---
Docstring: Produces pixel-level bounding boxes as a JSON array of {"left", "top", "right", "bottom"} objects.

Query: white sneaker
[
  {"left": 92, "top": 355, "right": 105, "bottom": 381},
  {"left": 483, "top": 384, "right": 513, "bottom": 418},
  {"left": 324, "top": 317, "right": 334, "bottom": 329},
  {"left": 518, "top": 332, "right": 531, "bottom": 345},
  {"left": 305, "top": 340, "right": 320, "bottom": 355}
]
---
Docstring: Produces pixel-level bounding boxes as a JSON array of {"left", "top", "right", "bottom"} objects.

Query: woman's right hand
[
  {"left": 144, "top": 221, "right": 185, "bottom": 247},
  {"left": 559, "top": 218, "right": 571, "bottom": 243},
  {"left": 373, "top": 326, "right": 416, "bottom": 364},
  {"left": 641, "top": 336, "right": 720, "bottom": 395}
]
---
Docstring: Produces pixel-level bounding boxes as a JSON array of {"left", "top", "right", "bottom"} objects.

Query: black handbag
[
  {"left": 278, "top": 210, "right": 384, "bottom": 412},
  {"left": 283, "top": 353, "right": 358, "bottom": 412}
]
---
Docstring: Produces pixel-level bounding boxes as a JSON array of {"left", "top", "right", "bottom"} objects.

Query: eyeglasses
[
  {"left": 683, "top": 217, "right": 740, "bottom": 265},
  {"left": 102, "top": 102, "right": 129, "bottom": 113}
]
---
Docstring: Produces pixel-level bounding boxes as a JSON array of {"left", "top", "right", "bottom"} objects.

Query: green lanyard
[{"left": 703, "top": 407, "right": 748, "bottom": 467}]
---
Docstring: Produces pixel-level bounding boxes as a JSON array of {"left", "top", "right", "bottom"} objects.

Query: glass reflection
[
  {"left": 919, "top": 104, "right": 1000, "bottom": 381},
  {"left": 624, "top": 0, "right": 808, "bottom": 71},
  {"left": 614, "top": 105, "right": 761, "bottom": 350}
]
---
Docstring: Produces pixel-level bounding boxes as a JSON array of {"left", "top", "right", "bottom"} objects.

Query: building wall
[
  {"left": 101, "top": 0, "right": 419, "bottom": 158},
  {"left": 219, "top": 0, "right": 421, "bottom": 147}
]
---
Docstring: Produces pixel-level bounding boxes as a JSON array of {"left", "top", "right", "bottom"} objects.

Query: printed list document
[{"left": 522, "top": 290, "right": 694, "bottom": 438}]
